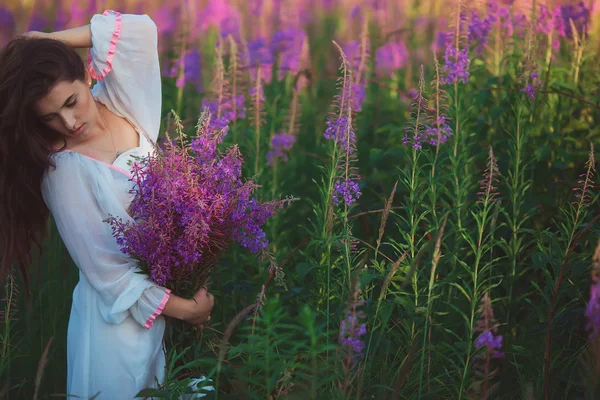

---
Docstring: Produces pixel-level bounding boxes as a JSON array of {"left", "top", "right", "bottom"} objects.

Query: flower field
[{"left": 2, "top": 0, "right": 600, "bottom": 398}]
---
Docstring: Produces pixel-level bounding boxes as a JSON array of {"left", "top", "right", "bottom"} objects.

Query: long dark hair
[{"left": 0, "top": 36, "right": 86, "bottom": 299}]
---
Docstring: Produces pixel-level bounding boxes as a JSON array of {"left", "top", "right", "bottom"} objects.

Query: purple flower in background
[
  {"left": 249, "top": 84, "right": 265, "bottom": 104},
  {"left": 474, "top": 293, "right": 504, "bottom": 360},
  {"left": 0, "top": 8, "right": 15, "bottom": 46},
  {"left": 349, "top": 4, "right": 364, "bottom": 24},
  {"left": 65, "top": 3, "right": 89, "bottom": 29},
  {"left": 154, "top": 4, "right": 178, "bottom": 37},
  {"left": 441, "top": 42, "right": 469, "bottom": 85},
  {"left": 475, "top": 331, "right": 504, "bottom": 358},
  {"left": 559, "top": 2, "right": 591, "bottom": 39},
  {"left": 27, "top": 11, "right": 48, "bottom": 32},
  {"left": 248, "top": 0, "right": 264, "bottom": 16},
  {"left": 219, "top": 16, "right": 241, "bottom": 41},
  {"left": 432, "top": 29, "right": 450, "bottom": 54},
  {"left": 333, "top": 179, "right": 361, "bottom": 206},
  {"left": 329, "top": 48, "right": 362, "bottom": 209},
  {"left": 522, "top": 70, "right": 540, "bottom": 99},
  {"left": 271, "top": 28, "right": 307, "bottom": 79},
  {"left": 202, "top": 93, "right": 246, "bottom": 123},
  {"left": 339, "top": 309, "right": 367, "bottom": 363},
  {"left": 585, "top": 282, "right": 600, "bottom": 339},
  {"left": 375, "top": 41, "right": 408, "bottom": 77},
  {"left": 468, "top": 11, "right": 492, "bottom": 54},
  {"left": 195, "top": 1, "right": 237, "bottom": 32},
  {"left": 266, "top": 132, "right": 296, "bottom": 166},
  {"left": 181, "top": 49, "right": 203, "bottom": 91},
  {"left": 325, "top": 114, "right": 357, "bottom": 154},
  {"left": 487, "top": 1, "right": 515, "bottom": 37},
  {"left": 342, "top": 40, "right": 362, "bottom": 72},
  {"left": 247, "top": 37, "right": 274, "bottom": 82},
  {"left": 537, "top": 4, "right": 556, "bottom": 35},
  {"left": 403, "top": 68, "right": 429, "bottom": 150},
  {"left": 424, "top": 115, "right": 452, "bottom": 146},
  {"left": 535, "top": 4, "right": 566, "bottom": 52},
  {"left": 350, "top": 83, "right": 366, "bottom": 112},
  {"left": 164, "top": 48, "right": 203, "bottom": 92}
]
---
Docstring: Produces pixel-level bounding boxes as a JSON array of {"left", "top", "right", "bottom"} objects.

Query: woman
[{"left": 0, "top": 10, "right": 214, "bottom": 398}]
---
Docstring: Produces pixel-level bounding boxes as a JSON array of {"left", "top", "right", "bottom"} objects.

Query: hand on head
[{"left": 21, "top": 31, "right": 48, "bottom": 39}]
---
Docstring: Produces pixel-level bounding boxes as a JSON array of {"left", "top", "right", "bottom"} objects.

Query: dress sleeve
[
  {"left": 41, "top": 153, "right": 171, "bottom": 329},
  {"left": 88, "top": 10, "right": 162, "bottom": 143}
]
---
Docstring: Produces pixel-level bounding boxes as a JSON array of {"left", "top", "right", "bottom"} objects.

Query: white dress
[{"left": 41, "top": 11, "right": 172, "bottom": 399}]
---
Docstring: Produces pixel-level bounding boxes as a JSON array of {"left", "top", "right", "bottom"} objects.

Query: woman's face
[{"left": 33, "top": 77, "right": 97, "bottom": 141}]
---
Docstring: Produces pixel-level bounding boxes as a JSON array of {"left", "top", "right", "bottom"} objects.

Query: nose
[{"left": 60, "top": 110, "right": 77, "bottom": 131}]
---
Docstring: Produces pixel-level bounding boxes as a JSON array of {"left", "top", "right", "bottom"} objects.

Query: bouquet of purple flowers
[{"left": 105, "top": 110, "right": 294, "bottom": 298}]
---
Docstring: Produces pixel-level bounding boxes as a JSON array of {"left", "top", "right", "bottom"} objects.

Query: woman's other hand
[{"left": 184, "top": 287, "right": 214, "bottom": 327}]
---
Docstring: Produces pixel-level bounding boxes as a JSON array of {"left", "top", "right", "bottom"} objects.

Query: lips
[{"left": 70, "top": 124, "right": 84, "bottom": 134}]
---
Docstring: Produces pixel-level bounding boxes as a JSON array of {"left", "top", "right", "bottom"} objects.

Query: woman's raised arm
[{"left": 23, "top": 25, "right": 92, "bottom": 48}]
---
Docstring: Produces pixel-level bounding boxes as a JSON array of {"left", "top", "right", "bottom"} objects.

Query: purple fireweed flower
[
  {"left": 350, "top": 83, "right": 366, "bottom": 112},
  {"left": 194, "top": 1, "right": 239, "bottom": 37},
  {"left": 339, "top": 309, "right": 367, "bottom": 363},
  {"left": 271, "top": 28, "right": 307, "bottom": 79},
  {"left": 249, "top": 84, "right": 265, "bottom": 104},
  {"left": 535, "top": 4, "right": 566, "bottom": 53},
  {"left": 424, "top": 115, "right": 452, "bottom": 146},
  {"left": 468, "top": 10, "right": 493, "bottom": 54},
  {"left": 324, "top": 114, "right": 357, "bottom": 154},
  {"left": 522, "top": 70, "right": 540, "bottom": 99},
  {"left": 153, "top": 4, "right": 178, "bottom": 37},
  {"left": 474, "top": 293, "right": 504, "bottom": 360},
  {"left": 342, "top": 40, "right": 362, "bottom": 74},
  {"left": 168, "top": 48, "right": 203, "bottom": 91},
  {"left": 375, "top": 41, "right": 408, "bottom": 77},
  {"left": 560, "top": 2, "right": 591, "bottom": 39},
  {"left": 201, "top": 93, "right": 246, "bottom": 122},
  {"left": 487, "top": 1, "right": 515, "bottom": 37},
  {"left": 247, "top": 37, "right": 274, "bottom": 83},
  {"left": 432, "top": 29, "right": 450, "bottom": 54},
  {"left": 266, "top": 132, "right": 295, "bottom": 166},
  {"left": 65, "top": 3, "right": 88, "bottom": 29},
  {"left": 333, "top": 179, "right": 361, "bottom": 207},
  {"left": 585, "top": 242, "right": 600, "bottom": 340},
  {"left": 341, "top": 39, "right": 369, "bottom": 111},
  {"left": 0, "top": 8, "right": 15, "bottom": 46},
  {"left": 403, "top": 67, "right": 431, "bottom": 150},
  {"left": 475, "top": 330, "right": 504, "bottom": 359},
  {"left": 585, "top": 282, "right": 600, "bottom": 339},
  {"left": 441, "top": 42, "right": 469, "bottom": 85},
  {"left": 328, "top": 48, "right": 362, "bottom": 209},
  {"left": 27, "top": 11, "right": 48, "bottom": 32}
]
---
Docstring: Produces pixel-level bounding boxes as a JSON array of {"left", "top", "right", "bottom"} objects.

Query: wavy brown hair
[{"left": 0, "top": 36, "right": 85, "bottom": 299}]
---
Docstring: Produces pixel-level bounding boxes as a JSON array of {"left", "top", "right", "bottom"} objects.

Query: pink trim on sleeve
[
  {"left": 144, "top": 288, "right": 172, "bottom": 330},
  {"left": 88, "top": 10, "right": 123, "bottom": 81}
]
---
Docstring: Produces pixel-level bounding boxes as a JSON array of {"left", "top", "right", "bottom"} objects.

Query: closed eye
[{"left": 39, "top": 95, "right": 77, "bottom": 121}]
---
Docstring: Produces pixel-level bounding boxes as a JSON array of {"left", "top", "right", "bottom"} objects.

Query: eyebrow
[{"left": 40, "top": 94, "right": 76, "bottom": 118}]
